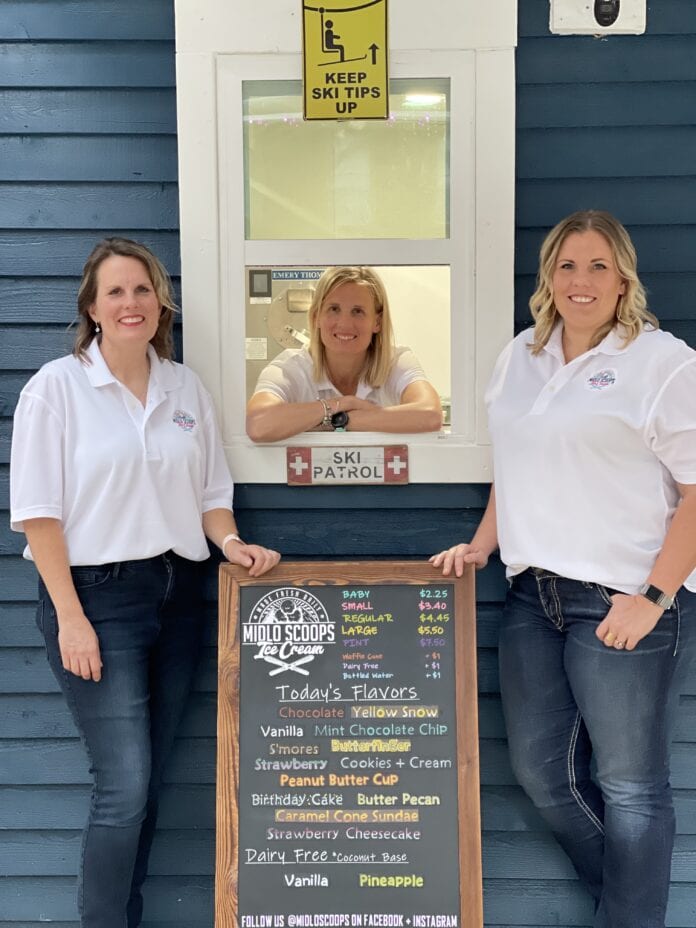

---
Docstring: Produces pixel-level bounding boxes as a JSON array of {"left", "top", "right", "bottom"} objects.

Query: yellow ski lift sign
[{"left": 302, "top": 1, "right": 389, "bottom": 120}]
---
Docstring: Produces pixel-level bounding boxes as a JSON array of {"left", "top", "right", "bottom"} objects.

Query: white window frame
[{"left": 176, "top": 21, "right": 515, "bottom": 483}]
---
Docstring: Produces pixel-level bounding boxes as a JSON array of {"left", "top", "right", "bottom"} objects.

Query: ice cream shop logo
[
  {"left": 172, "top": 409, "right": 197, "bottom": 431},
  {"left": 243, "top": 587, "right": 335, "bottom": 676},
  {"left": 586, "top": 368, "right": 617, "bottom": 391}
]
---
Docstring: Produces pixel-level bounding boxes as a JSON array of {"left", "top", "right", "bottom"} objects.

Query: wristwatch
[
  {"left": 331, "top": 410, "right": 350, "bottom": 431},
  {"left": 639, "top": 583, "right": 675, "bottom": 610}
]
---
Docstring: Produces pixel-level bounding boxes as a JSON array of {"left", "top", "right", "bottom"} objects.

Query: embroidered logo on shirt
[
  {"left": 172, "top": 409, "right": 196, "bottom": 431},
  {"left": 586, "top": 369, "right": 617, "bottom": 391}
]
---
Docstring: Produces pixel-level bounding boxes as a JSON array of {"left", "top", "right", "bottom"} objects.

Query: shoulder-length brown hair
[
  {"left": 73, "top": 238, "right": 177, "bottom": 361},
  {"left": 308, "top": 266, "right": 394, "bottom": 387},
  {"left": 529, "top": 210, "right": 658, "bottom": 354}
]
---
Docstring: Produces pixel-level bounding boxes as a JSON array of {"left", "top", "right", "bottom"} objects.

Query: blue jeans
[
  {"left": 37, "top": 551, "right": 205, "bottom": 928},
  {"left": 499, "top": 568, "right": 696, "bottom": 928}
]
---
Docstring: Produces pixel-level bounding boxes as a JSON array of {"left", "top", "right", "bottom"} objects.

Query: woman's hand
[
  {"left": 429, "top": 543, "right": 490, "bottom": 576},
  {"left": 57, "top": 610, "right": 103, "bottom": 681},
  {"left": 330, "top": 396, "right": 377, "bottom": 413},
  {"left": 335, "top": 383, "right": 442, "bottom": 434},
  {"left": 224, "top": 539, "right": 280, "bottom": 577},
  {"left": 595, "top": 594, "right": 664, "bottom": 652}
]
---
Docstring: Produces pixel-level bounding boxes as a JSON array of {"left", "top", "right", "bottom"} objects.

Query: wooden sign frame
[{"left": 216, "top": 561, "right": 482, "bottom": 928}]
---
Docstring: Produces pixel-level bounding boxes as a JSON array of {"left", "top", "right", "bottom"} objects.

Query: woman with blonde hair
[
  {"left": 246, "top": 265, "right": 442, "bottom": 441},
  {"left": 432, "top": 210, "right": 696, "bottom": 927}
]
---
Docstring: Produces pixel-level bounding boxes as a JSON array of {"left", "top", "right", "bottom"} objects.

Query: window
[{"left": 177, "top": 45, "right": 514, "bottom": 482}]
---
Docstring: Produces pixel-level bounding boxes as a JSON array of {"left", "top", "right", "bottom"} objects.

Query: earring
[{"left": 94, "top": 321, "right": 101, "bottom": 334}]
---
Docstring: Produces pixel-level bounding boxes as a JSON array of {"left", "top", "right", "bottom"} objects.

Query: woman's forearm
[
  {"left": 594, "top": 485, "right": 696, "bottom": 652},
  {"left": 345, "top": 381, "right": 442, "bottom": 434},
  {"left": 346, "top": 404, "right": 442, "bottom": 433},
  {"left": 23, "top": 518, "right": 102, "bottom": 680},
  {"left": 646, "top": 485, "right": 696, "bottom": 596},
  {"left": 246, "top": 397, "right": 326, "bottom": 442},
  {"left": 202, "top": 508, "right": 243, "bottom": 550},
  {"left": 23, "top": 518, "right": 85, "bottom": 620}
]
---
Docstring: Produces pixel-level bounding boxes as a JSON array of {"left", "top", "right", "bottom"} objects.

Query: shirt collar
[
  {"left": 83, "top": 338, "right": 182, "bottom": 392},
  {"left": 82, "top": 337, "right": 117, "bottom": 386},
  {"left": 542, "top": 323, "right": 566, "bottom": 364},
  {"left": 593, "top": 326, "right": 628, "bottom": 356}
]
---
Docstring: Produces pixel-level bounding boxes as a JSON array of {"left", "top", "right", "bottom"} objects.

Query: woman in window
[{"left": 246, "top": 266, "right": 442, "bottom": 440}]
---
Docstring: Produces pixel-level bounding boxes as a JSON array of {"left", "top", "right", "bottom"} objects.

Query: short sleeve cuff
[
  {"left": 10, "top": 505, "right": 63, "bottom": 532},
  {"left": 668, "top": 473, "right": 696, "bottom": 486},
  {"left": 251, "top": 383, "right": 287, "bottom": 401},
  {"left": 202, "top": 497, "right": 235, "bottom": 514}
]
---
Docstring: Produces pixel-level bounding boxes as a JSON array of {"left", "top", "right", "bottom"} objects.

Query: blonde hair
[
  {"left": 73, "top": 238, "right": 177, "bottom": 361},
  {"left": 529, "top": 210, "right": 658, "bottom": 354},
  {"left": 308, "top": 266, "right": 395, "bottom": 387}
]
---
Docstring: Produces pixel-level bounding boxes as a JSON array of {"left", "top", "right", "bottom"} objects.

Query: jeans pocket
[
  {"left": 595, "top": 584, "right": 621, "bottom": 608},
  {"left": 70, "top": 565, "right": 113, "bottom": 590}
]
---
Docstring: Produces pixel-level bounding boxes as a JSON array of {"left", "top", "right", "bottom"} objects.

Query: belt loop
[{"left": 112, "top": 562, "right": 121, "bottom": 579}]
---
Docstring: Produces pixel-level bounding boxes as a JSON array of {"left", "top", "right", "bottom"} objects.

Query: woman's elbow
[
  {"left": 420, "top": 406, "right": 443, "bottom": 432},
  {"left": 246, "top": 414, "right": 272, "bottom": 443}
]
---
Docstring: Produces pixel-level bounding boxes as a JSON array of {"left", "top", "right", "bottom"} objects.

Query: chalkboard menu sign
[{"left": 216, "top": 563, "right": 481, "bottom": 928}]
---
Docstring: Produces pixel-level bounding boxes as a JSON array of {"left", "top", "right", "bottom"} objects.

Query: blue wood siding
[
  {"left": 0, "top": 2, "right": 190, "bottom": 925},
  {"left": 0, "top": 2, "right": 695, "bottom": 927}
]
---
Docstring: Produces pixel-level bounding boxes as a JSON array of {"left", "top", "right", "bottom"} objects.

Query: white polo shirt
[
  {"left": 11, "top": 339, "right": 235, "bottom": 565},
  {"left": 253, "top": 346, "right": 427, "bottom": 406},
  {"left": 486, "top": 324, "right": 696, "bottom": 593}
]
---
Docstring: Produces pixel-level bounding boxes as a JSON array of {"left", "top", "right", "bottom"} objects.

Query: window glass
[{"left": 243, "top": 80, "right": 450, "bottom": 240}]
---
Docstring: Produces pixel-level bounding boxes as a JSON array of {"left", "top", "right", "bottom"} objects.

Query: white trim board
[{"left": 175, "top": 3, "right": 516, "bottom": 483}]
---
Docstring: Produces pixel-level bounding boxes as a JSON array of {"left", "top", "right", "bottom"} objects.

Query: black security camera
[{"left": 594, "top": 0, "right": 620, "bottom": 27}]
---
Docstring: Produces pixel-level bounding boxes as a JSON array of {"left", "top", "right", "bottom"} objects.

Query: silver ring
[{"left": 615, "top": 640, "right": 625, "bottom": 650}]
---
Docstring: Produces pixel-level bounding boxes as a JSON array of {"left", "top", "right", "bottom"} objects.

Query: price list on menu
[{"left": 235, "top": 580, "right": 461, "bottom": 928}]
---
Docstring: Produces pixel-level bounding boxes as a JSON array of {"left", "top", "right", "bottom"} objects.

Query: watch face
[
  {"left": 640, "top": 583, "right": 674, "bottom": 609},
  {"left": 331, "top": 411, "right": 349, "bottom": 430}
]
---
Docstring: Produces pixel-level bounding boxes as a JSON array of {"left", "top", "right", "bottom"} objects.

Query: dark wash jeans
[
  {"left": 37, "top": 551, "right": 205, "bottom": 928},
  {"left": 499, "top": 568, "right": 696, "bottom": 928}
]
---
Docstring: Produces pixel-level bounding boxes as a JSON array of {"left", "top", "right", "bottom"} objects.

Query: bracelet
[
  {"left": 222, "top": 533, "right": 243, "bottom": 558},
  {"left": 319, "top": 398, "right": 332, "bottom": 428}
]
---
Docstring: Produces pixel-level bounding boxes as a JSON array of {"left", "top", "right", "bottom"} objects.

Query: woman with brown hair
[{"left": 11, "top": 238, "right": 280, "bottom": 927}]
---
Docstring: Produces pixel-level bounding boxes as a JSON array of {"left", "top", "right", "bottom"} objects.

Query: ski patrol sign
[{"left": 302, "top": 0, "right": 389, "bottom": 120}]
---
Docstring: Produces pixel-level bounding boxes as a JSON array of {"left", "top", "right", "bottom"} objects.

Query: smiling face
[
  {"left": 317, "top": 281, "right": 382, "bottom": 361},
  {"left": 552, "top": 230, "right": 626, "bottom": 339},
  {"left": 89, "top": 255, "right": 161, "bottom": 355}
]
